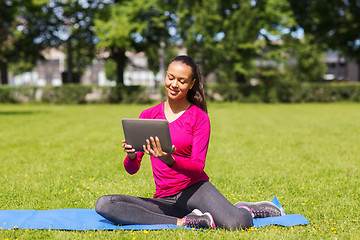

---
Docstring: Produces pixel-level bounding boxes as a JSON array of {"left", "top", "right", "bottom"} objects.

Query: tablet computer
[{"left": 122, "top": 118, "right": 173, "bottom": 153}]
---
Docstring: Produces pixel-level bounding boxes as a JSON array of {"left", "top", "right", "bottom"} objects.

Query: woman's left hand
[{"left": 143, "top": 136, "right": 176, "bottom": 166}]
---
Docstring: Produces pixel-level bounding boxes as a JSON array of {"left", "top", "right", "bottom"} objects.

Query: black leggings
[{"left": 95, "top": 181, "right": 253, "bottom": 230}]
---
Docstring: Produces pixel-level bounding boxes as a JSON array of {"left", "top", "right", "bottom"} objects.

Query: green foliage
[
  {"left": 94, "top": 0, "right": 162, "bottom": 50},
  {"left": 208, "top": 82, "right": 360, "bottom": 103},
  {"left": 0, "top": 86, "right": 37, "bottom": 103},
  {"left": 177, "top": 0, "right": 225, "bottom": 77},
  {"left": 1, "top": 103, "right": 360, "bottom": 239},
  {"left": 0, "top": 86, "right": 18, "bottom": 103},
  {"left": 289, "top": 0, "right": 360, "bottom": 63},
  {"left": 0, "top": 85, "right": 152, "bottom": 104},
  {"left": 2, "top": 82, "right": 360, "bottom": 104},
  {"left": 207, "top": 82, "right": 243, "bottom": 102},
  {"left": 43, "top": 0, "right": 106, "bottom": 78},
  {"left": 145, "top": 42, "right": 179, "bottom": 75},
  {"left": 9, "top": 59, "right": 37, "bottom": 76},
  {"left": 94, "top": 0, "right": 167, "bottom": 84},
  {"left": 284, "top": 36, "right": 328, "bottom": 83},
  {"left": 0, "top": 0, "right": 46, "bottom": 83},
  {"left": 2, "top": 0, "right": 360, "bottom": 89},
  {"left": 108, "top": 85, "right": 152, "bottom": 104},
  {"left": 41, "top": 85, "right": 92, "bottom": 104},
  {"left": 220, "top": 0, "right": 297, "bottom": 83},
  {"left": 95, "top": 2, "right": 140, "bottom": 50},
  {"left": 104, "top": 59, "right": 117, "bottom": 82},
  {"left": 282, "top": 83, "right": 360, "bottom": 103}
]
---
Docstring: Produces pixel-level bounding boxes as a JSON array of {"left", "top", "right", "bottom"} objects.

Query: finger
[
  {"left": 146, "top": 138, "right": 152, "bottom": 150},
  {"left": 122, "top": 140, "right": 129, "bottom": 147},
  {"left": 145, "top": 139, "right": 154, "bottom": 154},
  {"left": 123, "top": 144, "right": 133, "bottom": 150},
  {"left": 124, "top": 146, "right": 135, "bottom": 153},
  {"left": 155, "top": 136, "right": 163, "bottom": 153},
  {"left": 144, "top": 140, "right": 153, "bottom": 154},
  {"left": 143, "top": 144, "right": 149, "bottom": 154},
  {"left": 150, "top": 137, "right": 157, "bottom": 151},
  {"left": 171, "top": 145, "right": 176, "bottom": 153},
  {"left": 125, "top": 150, "right": 136, "bottom": 154}
]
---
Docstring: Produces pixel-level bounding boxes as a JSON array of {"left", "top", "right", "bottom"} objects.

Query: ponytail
[{"left": 169, "top": 55, "right": 208, "bottom": 113}]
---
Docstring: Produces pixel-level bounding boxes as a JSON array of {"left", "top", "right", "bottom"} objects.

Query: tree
[
  {"left": 176, "top": 0, "right": 225, "bottom": 81},
  {"left": 289, "top": 0, "right": 360, "bottom": 79},
  {"left": 175, "top": 0, "right": 297, "bottom": 86},
  {"left": 0, "top": 0, "right": 102, "bottom": 85},
  {"left": 283, "top": 35, "right": 327, "bottom": 82},
  {"left": 94, "top": 0, "right": 171, "bottom": 85},
  {"left": 220, "top": 0, "right": 297, "bottom": 84},
  {"left": 0, "top": 0, "right": 47, "bottom": 85},
  {"left": 42, "top": 0, "right": 109, "bottom": 83},
  {"left": 145, "top": 42, "right": 179, "bottom": 76}
]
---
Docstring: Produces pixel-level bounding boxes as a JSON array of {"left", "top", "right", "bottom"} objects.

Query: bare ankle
[{"left": 177, "top": 218, "right": 185, "bottom": 226}]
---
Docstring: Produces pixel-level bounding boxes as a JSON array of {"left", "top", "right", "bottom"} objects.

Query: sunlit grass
[{"left": 0, "top": 103, "right": 359, "bottom": 239}]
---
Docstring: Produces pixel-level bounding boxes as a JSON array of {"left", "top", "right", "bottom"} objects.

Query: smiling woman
[{"left": 95, "top": 55, "right": 281, "bottom": 230}]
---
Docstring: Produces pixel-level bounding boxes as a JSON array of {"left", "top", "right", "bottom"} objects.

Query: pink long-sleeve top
[{"left": 123, "top": 102, "right": 210, "bottom": 198}]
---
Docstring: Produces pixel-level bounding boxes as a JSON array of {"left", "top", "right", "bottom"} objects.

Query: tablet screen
[{"left": 122, "top": 118, "right": 173, "bottom": 153}]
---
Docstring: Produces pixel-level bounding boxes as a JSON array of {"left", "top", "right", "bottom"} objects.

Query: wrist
[
  {"left": 128, "top": 153, "right": 136, "bottom": 160},
  {"left": 166, "top": 156, "right": 175, "bottom": 167}
]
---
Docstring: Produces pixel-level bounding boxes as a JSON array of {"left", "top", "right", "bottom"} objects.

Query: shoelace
[
  {"left": 185, "top": 219, "right": 203, "bottom": 228},
  {"left": 250, "top": 208, "right": 271, "bottom": 218}
]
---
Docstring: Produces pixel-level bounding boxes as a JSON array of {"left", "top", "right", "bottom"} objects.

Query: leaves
[{"left": 289, "top": 0, "right": 360, "bottom": 62}]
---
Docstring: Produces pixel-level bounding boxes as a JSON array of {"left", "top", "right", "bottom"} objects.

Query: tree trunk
[
  {"left": 357, "top": 60, "right": 360, "bottom": 82},
  {"left": 235, "top": 72, "right": 246, "bottom": 84},
  {"left": 111, "top": 47, "right": 126, "bottom": 85},
  {"left": 158, "top": 39, "right": 166, "bottom": 89},
  {"left": 0, "top": 60, "right": 8, "bottom": 85},
  {"left": 67, "top": 38, "right": 73, "bottom": 83}
]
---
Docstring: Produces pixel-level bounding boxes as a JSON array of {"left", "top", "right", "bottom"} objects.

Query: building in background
[
  {"left": 10, "top": 48, "right": 64, "bottom": 86},
  {"left": 8, "top": 48, "right": 148, "bottom": 87},
  {"left": 324, "top": 51, "right": 359, "bottom": 82}
]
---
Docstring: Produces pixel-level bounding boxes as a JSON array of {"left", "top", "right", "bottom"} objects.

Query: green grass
[{"left": 0, "top": 103, "right": 359, "bottom": 239}]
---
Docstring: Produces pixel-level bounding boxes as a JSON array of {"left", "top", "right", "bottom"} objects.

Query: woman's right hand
[{"left": 122, "top": 140, "right": 136, "bottom": 160}]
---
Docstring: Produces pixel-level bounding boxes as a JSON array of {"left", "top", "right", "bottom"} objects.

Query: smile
[{"left": 169, "top": 89, "right": 179, "bottom": 95}]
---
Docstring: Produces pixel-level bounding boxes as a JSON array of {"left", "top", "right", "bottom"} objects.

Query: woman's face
[{"left": 165, "top": 62, "right": 195, "bottom": 102}]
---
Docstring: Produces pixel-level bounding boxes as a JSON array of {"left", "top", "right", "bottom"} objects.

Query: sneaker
[
  {"left": 235, "top": 201, "right": 282, "bottom": 218},
  {"left": 182, "top": 209, "right": 216, "bottom": 229}
]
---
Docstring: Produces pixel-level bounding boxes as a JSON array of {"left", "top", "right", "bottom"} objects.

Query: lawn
[{"left": 0, "top": 103, "right": 359, "bottom": 239}]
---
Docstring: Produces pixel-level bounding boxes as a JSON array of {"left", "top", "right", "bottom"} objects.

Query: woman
[{"left": 95, "top": 55, "right": 282, "bottom": 230}]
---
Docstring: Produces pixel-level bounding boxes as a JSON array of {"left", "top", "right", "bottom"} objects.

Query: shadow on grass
[{"left": 0, "top": 110, "right": 48, "bottom": 115}]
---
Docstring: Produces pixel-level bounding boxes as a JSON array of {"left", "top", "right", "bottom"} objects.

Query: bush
[
  {"left": 288, "top": 83, "right": 360, "bottom": 103},
  {"left": 42, "top": 84, "right": 92, "bottom": 104},
  {"left": 0, "top": 86, "right": 17, "bottom": 103},
  {"left": 0, "top": 85, "right": 153, "bottom": 104},
  {"left": 108, "top": 85, "right": 152, "bottom": 104},
  {"left": 207, "top": 83, "right": 244, "bottom": 102},
  {"left": 208, "top": 82, "right": 360, "bottom": 103},
  {"left": 0, "top": 86, "right": 37, "bottom": 103},
  {"left": 275, "top": 80, "right": 299, "bottom": 103},
  {"left": 1, "top": 82, "right": 359, "bottom": 104}
]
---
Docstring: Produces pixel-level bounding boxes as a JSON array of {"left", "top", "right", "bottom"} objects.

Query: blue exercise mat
[{"left": 0, "top": 197, "right": 308, "bottom": 230}]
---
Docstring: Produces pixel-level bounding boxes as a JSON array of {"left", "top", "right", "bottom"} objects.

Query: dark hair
[{"left": 169, "top": 55, "right": 208, "bottom": 113}]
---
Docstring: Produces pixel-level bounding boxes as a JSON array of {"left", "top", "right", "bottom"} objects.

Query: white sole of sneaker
[{"left": 203, "top": 212, "right": 216, "bottom": 228}]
